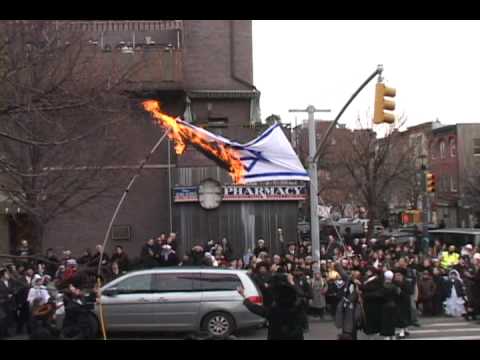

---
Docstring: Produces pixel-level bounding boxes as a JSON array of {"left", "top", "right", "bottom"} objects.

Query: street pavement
[
  {"left": 7, "top": 315, "right": 480, "bottom": 340},
  {"left": 406, "top": 316, "right": 480, "bottom": 340}
]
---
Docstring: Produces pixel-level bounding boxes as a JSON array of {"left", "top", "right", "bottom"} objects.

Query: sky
[{"left": 252, "top": 20, "right": 480, "bottom": 132}]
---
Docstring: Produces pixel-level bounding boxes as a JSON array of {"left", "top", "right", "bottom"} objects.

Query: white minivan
[{"left": 56, "top": 267, "right": 264, "bottom": 338}]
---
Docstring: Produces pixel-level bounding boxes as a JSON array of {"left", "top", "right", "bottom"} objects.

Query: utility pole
[{"left": 289, "top": 106, "right": 331, "bottom": 263}]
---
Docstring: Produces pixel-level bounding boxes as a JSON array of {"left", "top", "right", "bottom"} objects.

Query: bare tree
[
  {"left": 336, "top": 116, "right": 416, "bottom": 237},
  {"left": 0, "top": 21, "right": 142, "bottom": 252}
]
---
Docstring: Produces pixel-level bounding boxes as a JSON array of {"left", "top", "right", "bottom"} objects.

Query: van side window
[
  {"left": 152, "top": 273, "right": 194, "bottom": 292},
  {"left": 199, "top": 274, "right": 242, "bottom": 291},
  {"left": 115, "top": 274, "right": 152, "bottom": 293}
]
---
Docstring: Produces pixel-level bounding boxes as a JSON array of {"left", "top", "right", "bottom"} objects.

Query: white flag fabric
[{"left": 178, "top": 119, "right": 310, "bottom": 183}]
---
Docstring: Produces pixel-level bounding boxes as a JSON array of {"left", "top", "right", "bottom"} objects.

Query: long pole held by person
[{"left": 289, "top": 106, "right": 331, "bottom": 263}]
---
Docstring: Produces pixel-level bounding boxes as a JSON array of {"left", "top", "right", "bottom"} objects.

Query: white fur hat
[{"left": 384, "top": 271, "right": 394, "bottom": 281}]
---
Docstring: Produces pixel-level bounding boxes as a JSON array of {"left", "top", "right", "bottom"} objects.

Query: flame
[{"left": 142, "top": 100, "right": 246, "bottom": 184}]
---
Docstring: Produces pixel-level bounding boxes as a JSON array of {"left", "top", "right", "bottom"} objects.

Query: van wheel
[{"left": 202, "top": 312, "right": 235, "bottom": 339}]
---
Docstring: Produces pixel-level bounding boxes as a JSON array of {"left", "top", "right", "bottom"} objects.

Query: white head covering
[
  {"left": 384, "top": 271, "right": 394, "bottom": 281},
  {"left": 33, "top": 274, "right": 43, "bottom": 285}
]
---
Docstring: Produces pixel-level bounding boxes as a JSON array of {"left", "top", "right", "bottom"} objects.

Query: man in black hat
[{"left": 238, "top": 275, "right": 305, "bottom": 340}]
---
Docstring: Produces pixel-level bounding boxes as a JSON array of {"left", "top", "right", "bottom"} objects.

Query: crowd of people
[{"left": 2, "top": 228, "right": 480, "bottom": 340}]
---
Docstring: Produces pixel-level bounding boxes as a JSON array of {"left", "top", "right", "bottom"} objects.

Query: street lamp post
[{"left": 289, "top": 106, "right": 331, "bottom": 263}]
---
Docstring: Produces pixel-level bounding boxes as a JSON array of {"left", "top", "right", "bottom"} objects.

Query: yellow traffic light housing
[
  {"left": 373, "top": 83, "right": 396, "bottom": 124},
  {"left": 426, "top": 172, "right": 436, "bottom": 193}
]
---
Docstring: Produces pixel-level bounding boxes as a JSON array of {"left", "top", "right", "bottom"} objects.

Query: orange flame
[{"left": 142, "top": 100, "right": 246, "bottom": 184}]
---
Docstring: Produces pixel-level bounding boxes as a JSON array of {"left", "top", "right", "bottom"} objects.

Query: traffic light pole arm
[{"left": 312, "top": 66, "right": 383, "bottom": 164}]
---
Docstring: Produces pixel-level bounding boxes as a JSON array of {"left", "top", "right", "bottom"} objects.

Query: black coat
[
  {"left": 0, "top": 280, "right": 16, "bottom": 313},
  {"left": 243, "top": 299, "right": 304, "bottom": 340},
  {"left": 140, "top": 244, "right": 157, "bottom": 268},
  {"left": 252, "top": 273, "right": 274, "bottom": 308},
  {"left": 361, "top": 276, "right": 384, "bottom": 335},
  {"left": 88, "top": 252, "right": 110, "bottom": 268},
  {"left": 186, "top": 251, "right": 212, "bottom": 267},
  {"left": 393, "top": 281, "right": 412, "bottom": 328},
  {"left": 445, "top": 278, "right": 466, "bottom": 298},
  {"left": 111, "top": 253, "right": 130, "bottom": 272},
  {"left": 471, "top": 269, "right": 480, "bottom": 311},
  {"left": 158, "top": 252, "right": 179, "bottom": 267},
  {"left": 253, "top": 246, "right": 269, "bottom": 257},
  {"left": 62, "top": 293, "right": 97, "bottom": 339},
  {"left": 293, "top": 276, "right": 313, "bottom": 305},
  {"left": 380, "top": 283, "right": 400, "bottom": 337}
]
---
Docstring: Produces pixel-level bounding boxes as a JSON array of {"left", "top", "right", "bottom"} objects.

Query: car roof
[
  {"left": 429, "top": 228, "right": 480, "bottom": 235},
  {"left": 115, "top": 267, "right": 248, "bottom": 276}
]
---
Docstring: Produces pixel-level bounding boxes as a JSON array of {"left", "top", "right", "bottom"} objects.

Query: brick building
[
  {"left": 1, "top": 20, "right": 305, "bottom": 259},
  {"left": 430, "top": 123, "right": 480, "bottom": 227}
]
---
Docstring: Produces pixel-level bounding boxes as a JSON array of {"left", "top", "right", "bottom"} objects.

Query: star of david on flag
[{"left": 177, "top": 119, "right": 310, "bottom": 183}]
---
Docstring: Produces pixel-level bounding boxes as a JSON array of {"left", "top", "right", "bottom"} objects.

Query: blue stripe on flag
[{"left": 244, "top": 171, "right": 309, "bottom": 179}]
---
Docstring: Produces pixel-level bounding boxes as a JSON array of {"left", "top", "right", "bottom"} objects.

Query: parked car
[{"left": 55, "top": 268, "right": 264, "bottom": 338}]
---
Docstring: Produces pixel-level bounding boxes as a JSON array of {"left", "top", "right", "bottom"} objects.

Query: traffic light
[
  {"left": 425, "top": 172, "right": 436, "bottom": 193},
  {"left": 373, "top": 83, "right": 396, "bottom": 124}
]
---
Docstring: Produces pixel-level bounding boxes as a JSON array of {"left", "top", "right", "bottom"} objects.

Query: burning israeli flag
[{"left": 143, "top": 100, "right": 309, "bottom": 184}]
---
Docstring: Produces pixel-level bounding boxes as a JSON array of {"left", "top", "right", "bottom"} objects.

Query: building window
[
  {"left": 439, "top": 176, "right": 446, "bottom": 192},
  {"left": 449, "top": 137, "right": 456, "bottom": 157},
  {"left": 410, "top": 134, "right": 423, "bottom": 158},
  {"left": 474, "top": 139, "right": 480, "bottom": 156},
  {"left": 439, "top": 140, "right": 446, "bottom": 159},
  {"left": 450, "top": 176, "right": 457, "bottom": 192},
  {"left": 430, "top": 142, "right": 436, "bottom": 160}
]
